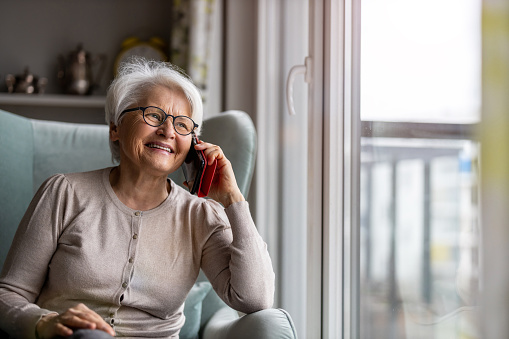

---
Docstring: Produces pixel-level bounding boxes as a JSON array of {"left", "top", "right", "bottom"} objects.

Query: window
[{"left": 359, "top": 0, "right": 481, "bottom": 338}]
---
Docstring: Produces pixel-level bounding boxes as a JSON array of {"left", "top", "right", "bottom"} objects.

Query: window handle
[{"left": 286, "top": 56, "right": 312, "bottom": 116}]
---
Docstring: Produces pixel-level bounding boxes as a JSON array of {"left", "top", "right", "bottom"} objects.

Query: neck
[{"left": 109, "top": 165, "right": 170, "bottom": 211}]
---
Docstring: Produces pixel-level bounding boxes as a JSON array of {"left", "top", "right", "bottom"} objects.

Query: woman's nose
[{"left": 157, "top": 118, "right": 176, "bottom": 137}]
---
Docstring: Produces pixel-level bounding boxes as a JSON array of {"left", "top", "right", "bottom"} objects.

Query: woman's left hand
[{"left": 194, "top": 140, "right": 245, "bottom": 207}]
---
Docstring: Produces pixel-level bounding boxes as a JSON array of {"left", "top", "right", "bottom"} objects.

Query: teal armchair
[{"left": 0, "top": 109, "right": 297, "bottom": 339}]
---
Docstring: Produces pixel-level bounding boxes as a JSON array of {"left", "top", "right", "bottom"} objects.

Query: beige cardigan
[{"left": 0, "top": 168, "right": 274, "bottom": 338}]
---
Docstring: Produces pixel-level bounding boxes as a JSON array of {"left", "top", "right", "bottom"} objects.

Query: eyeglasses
[{"left": 119, "top": 106, "right": 199, "bottom": 136}]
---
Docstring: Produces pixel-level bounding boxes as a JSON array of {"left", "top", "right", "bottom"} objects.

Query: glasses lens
[
  {"left": 144, "top": 107, "right": 166, "bottom": 126},
  {"left": 174, "top": 116, "right": 195, "bottom": 135}
]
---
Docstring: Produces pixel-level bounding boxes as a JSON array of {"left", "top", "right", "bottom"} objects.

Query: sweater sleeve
[
  {"left": 0, "top": 174, "right": 70, "bottom": 339},
  {"left": 200, "top": 201, "right": 275, "bottom": 314}
]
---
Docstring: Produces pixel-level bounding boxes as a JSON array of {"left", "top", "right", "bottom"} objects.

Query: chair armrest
[{"left": 201, "top": 308, "right": 297, "bottom": 339}]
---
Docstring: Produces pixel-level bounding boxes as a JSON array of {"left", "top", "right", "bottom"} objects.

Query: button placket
[
  {"left": 132, "top": 211, "right": 141, "bottom": 240},
  {"left": 121, "top": 210, "right": 142, "bottom": 291},
  {"left": 107, "top": 308, "right": 118, "bottom": 328},
  {"left": 108, "top": 211, "right": 141, "bottom": 329}
]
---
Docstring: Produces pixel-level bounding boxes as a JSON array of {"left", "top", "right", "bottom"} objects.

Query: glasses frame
[{"left": 120, "top": 106, "right": 199, "bottom": 136}]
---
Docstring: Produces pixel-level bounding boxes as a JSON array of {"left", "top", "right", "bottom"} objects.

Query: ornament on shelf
[
  {"left": 114, "top": 37, "right": 168, "bottom": 75},
  {"left": 5, "top": 67, "right": 47, "bottom": 94},
  {"left": 57, "top": 44, "right": 107, "bottom": 95}
]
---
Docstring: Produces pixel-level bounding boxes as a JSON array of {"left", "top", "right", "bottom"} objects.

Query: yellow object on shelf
[{"left": 114, "top": 37, "right": 168, "bottom": 75}]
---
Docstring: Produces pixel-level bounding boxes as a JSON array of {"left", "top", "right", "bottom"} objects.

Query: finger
[
  {"left": 63, "top": 314, "right": 115, "bottom": 336},
  {"left": 70, "top": 305, "right": 115, "bottom": 336},
  {"left": 201, "top": 146, "right": 224, "bottom": 165},
  {"left": 96, "top": 323, "right": 116, "bottom": 336},
  {"left": 70, "top": 304, "right": 105, "bottom": 323},
  {"left": 104, "top": 325, "right": 116, "bottom": 336},
  {"left": 59, "top": 314, "right": 96, "bottom": 330},
  {"left": 194, "top": 140, "right": 205, "bottom": 148},
  {"left": 54, "top": 323, "right": 74, "bottom": 337},
  {"left": 64, "top": 305, "right": 111, "bottom": 332},
  {"left": 194, "top": 141, "right": 218, "bottom": 154},
  {"left": 65, "top": 309, "right": 98, "bottom": 325},
  {"left": 193, "top": 143, "right": 217, "bottom": 165}
]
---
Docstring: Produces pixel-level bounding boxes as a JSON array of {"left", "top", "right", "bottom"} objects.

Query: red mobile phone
[{"left": 181, "top": 134, "right": 216, "bottom": 197}]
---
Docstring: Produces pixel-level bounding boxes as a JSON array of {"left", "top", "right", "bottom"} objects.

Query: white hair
[{"left": 105, "top": 57, "right": 203, "bottom": 163}]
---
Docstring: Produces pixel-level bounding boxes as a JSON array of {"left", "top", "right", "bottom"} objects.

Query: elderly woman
[{"left": 0, "top": 59, "right": 275, "bottom": 339}]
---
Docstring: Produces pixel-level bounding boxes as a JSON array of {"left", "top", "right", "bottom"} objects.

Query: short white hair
[{"left": 105, "top": 57, "right": 203, "bottom": 163}]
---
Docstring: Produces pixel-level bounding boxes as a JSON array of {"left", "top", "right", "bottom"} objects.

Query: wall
[
  {"left": 0, "top": 0, "right": 173, "bottom": 96},
  {"left": 0, "top": 0, "right": 222, "bottom": 124},
  {"left": 222, "top": 0, "right": 258, "bottom": 122},
  {"left": 221, "top": 0, "right": 259, "bottom": 215}
]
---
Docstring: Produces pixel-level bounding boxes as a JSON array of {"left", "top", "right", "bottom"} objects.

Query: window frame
[{"left": 321, "top": 0, "right": 362, "bottom": 337}]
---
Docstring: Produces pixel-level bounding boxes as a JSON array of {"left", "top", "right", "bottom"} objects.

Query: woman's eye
[{"left": 148, "top": 113, "right": 161, "bottom": 120}]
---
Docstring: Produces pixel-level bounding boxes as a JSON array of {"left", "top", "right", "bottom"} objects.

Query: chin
[
  {"left": 164, "top": 162, "right": 184, "bottom": 175},
  {"left": 146, "top": 154, "right": 183, "bottom": 173}
]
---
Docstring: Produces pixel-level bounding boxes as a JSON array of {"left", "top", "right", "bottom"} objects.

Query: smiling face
[{"left": 110, "top": 86, "right": 193, "bottom": 177}]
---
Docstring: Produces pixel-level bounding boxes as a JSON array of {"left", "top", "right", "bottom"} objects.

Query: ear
[{"left": 109, "top": 122, "right": 119, "bottom": 142}]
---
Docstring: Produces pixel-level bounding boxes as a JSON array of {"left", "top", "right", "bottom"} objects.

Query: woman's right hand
[{"left": 36, "top": 303, "right": 115, "bottom": 338}]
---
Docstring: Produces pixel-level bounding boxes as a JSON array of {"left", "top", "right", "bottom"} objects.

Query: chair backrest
[{"left": 0, "top": 109, "right": 257, "bottom": 270}]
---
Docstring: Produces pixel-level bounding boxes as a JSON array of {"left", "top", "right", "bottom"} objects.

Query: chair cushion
[
  {"left": 181, "top": 282, "right": 213, "bottom": 339},
  {"left": 0, "top": 110, "right": 34, "bottom": 267},
  {"left": 31, "top": 119, "right": 114, "bottom": 191},
  {"left": 202, "top": 308, "right": 298, "bottom": 339}
]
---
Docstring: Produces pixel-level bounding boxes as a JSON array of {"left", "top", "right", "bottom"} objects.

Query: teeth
[{"left": 147, "top": 144, "right": 172, "bottom": 153}]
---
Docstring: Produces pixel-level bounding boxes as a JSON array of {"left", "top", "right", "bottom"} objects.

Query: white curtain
[{"left": 171, "top": 0, "right": 217, "bottom": 105}]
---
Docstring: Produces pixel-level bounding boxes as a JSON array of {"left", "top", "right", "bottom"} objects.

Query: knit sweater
[{"left": 0, "top": 168, "right": 274, "bottom": 338}]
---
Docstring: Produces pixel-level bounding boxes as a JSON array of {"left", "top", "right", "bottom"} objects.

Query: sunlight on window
[
  {"left": 359, "top": 1, "right": 482, "bottom": 338},
  {"left": 361, "top": 0, "right": 481, "bottom": 123}
]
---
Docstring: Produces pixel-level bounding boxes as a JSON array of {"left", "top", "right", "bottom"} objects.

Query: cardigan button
[
  {"left": 122, "top": 282, "right": 128, "bottom": 288},
  {"left": 133, "top": 234, "right": 138, "bottom": 239},
  {"left": 135, "top": 211, "right": 140, "bottom": 216}
]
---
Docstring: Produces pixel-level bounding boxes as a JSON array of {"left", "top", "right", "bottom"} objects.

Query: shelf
[{"left": 0, "top": 93, "right": 106, "bottom": 108}]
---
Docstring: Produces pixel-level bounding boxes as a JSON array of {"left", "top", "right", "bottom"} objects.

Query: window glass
[
  {"left": 361, "top": 0, "right": 481, "bottom": 123},
  {"left": 359, "top": 1, "right": 481, "bottom": 338}
]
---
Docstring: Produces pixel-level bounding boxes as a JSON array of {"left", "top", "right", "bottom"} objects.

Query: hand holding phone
[{"left": 181, "top": 134, "right": 216, "bottom": 197}]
